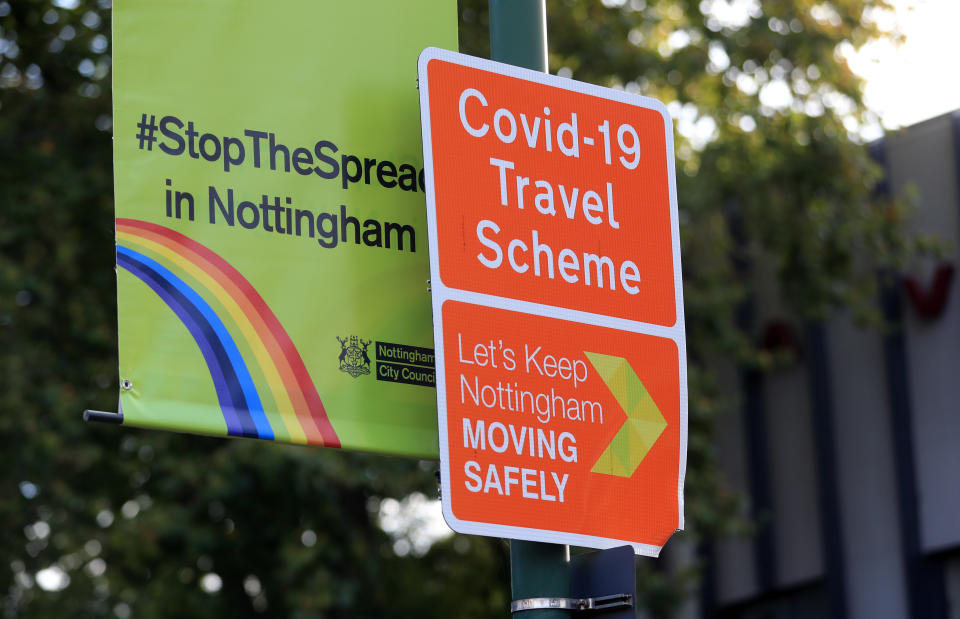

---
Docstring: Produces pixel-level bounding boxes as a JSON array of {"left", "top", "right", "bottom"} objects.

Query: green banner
[{"left": 112, "top": 1, "right": 455, "bottom": 458}]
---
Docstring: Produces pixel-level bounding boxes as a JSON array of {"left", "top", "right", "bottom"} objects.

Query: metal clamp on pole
[{"left": 511, "top": 594, "right": 633, "bottom": 613}]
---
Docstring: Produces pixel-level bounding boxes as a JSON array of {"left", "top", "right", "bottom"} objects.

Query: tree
[
  {"left": 0, "top": 2, "right": 511, "bottom": 616},
  {"left": 1, "top": 0, "right": 923, "bottom": 616}
]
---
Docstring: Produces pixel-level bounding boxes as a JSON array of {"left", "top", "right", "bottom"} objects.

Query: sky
[{"left": 849, "top": 0, "right": 960, "bottom": 130}]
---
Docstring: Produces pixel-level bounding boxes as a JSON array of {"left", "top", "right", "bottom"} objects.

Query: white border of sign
[{"left": 418, "top": 47, "right": 687, "bottom": 556}]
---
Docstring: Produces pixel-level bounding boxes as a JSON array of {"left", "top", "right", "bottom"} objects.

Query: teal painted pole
[
  {"left": 488, "top": 2, "right": 570, "bottom": 617},
  {"left": 510, "top": 541, "right": 570, "bottom": 618},
  {"left": 489, "top": 0, "right": 548, "bottom": 72}
]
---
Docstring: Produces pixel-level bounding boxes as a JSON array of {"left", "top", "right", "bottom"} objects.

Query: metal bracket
[
  {"left": 83, "top": 396, "right": 124, "bottom": 424},
  {"left": 511, "top": 593, "right": 632, "bottom": 613},
  {"left": 83, "top": 409, "right": 124, "bottom": 424}
]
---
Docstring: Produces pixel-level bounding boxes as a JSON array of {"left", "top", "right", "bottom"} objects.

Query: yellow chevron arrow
[{"left": 585, "top": 352, "right": 667, "bottom": 478}]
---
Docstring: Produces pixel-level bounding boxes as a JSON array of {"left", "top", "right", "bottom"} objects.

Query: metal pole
[
  {"left": 488, "top": 2, "right": 569, "bottom": 616},
  {"left": 509, "top": 541, "right": 570, "bottom": 618},
  {"left": 489, "top": 0, "right": 548, "bottom": 72}
]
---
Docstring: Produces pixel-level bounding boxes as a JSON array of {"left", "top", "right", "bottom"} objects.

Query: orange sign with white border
[{"left": 418, "top": 48, "right": 687, "bottom": 556}]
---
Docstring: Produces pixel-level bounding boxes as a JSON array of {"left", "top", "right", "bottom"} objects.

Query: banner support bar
[{"left": 83, "top": 409, "right": 124, "bottom": 424}]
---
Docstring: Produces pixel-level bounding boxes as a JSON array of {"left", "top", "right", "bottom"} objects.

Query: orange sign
[{"left": 419, "top": 48, "right": 687, "bottom": 555}]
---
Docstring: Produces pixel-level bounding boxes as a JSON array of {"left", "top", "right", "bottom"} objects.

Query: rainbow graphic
[{"left": 115, "top": 218, "right": 341, "bottom": 447}]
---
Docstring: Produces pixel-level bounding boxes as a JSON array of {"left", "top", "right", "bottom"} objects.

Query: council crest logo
[{"left": 337, "top": 335, "right": 371, "bottom": 378}]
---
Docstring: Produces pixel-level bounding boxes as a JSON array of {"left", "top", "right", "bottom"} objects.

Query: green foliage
[{"left": 1, "top": 0, "right": 926, "bottom": 615}]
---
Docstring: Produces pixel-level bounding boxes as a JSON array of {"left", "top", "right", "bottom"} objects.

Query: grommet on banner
[{"left": 510, "top": 593, "right": 632, "bottom": 613}]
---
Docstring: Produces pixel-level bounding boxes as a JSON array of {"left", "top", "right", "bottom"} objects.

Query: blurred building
[{"left": 666, "top": 110, "right": 960, "bottom": 619}]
